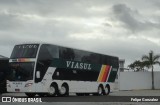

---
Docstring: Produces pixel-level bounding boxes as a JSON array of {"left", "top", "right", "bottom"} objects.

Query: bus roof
[{"left": 15, "top": 42, "right": 119, "bottom": 59}]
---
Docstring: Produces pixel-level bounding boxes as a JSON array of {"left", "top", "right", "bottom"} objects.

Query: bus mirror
[{"left": 36, "top": 71, "right": 40, "bottom": 78}]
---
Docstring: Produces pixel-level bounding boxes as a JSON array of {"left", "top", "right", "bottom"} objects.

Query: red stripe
[
  {"left": 101, "top": 66, "right": 107, "bottom": 82},
  {"left": 102, "top": 66, "right": 108, "bottom": 82},
  {"left": 105, "top": 66, "right": 111, "bottom": 82},
  {"left": 102, "top": 65, "right": 110, "bottom": 82}
]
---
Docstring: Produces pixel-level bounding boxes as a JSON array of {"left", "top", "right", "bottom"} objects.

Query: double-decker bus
[{"left": 7, "top": 43, "right": 119, "bottom": 97}]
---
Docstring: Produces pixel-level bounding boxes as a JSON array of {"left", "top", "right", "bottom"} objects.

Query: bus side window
[
  {"left": 35, "top": 45, "right": 52, "bottom": 82},
  {"left": 46, "top": 45, "right": 59, "bottom": 58},
  {"left": 59, "top": 48, "right": 75, "bottom": 60}
]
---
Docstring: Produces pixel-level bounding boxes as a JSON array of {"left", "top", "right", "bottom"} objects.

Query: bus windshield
[
  {"left": 9, "top": 62, "right": 34, "bottom": 81},
  {"left": 10, "top": 44, "right": 39, "bottom": 59}
]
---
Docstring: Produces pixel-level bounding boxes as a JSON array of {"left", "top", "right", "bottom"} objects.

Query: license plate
[{"left": 15, "top": 89, "right": 20, "bottom": 92}]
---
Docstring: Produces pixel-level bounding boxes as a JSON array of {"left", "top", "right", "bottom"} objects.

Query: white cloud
[
  {"left": 0, "top": 0, "right": 160, "bottom": 68},
  {"left": 112, "top": 4, "right": 160, "bottom": 33}
]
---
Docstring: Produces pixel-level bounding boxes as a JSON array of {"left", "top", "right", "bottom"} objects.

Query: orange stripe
[
  {"left": 98, "top": 65, "right": 106, "bottom": 82},
  {"left": 18, "top": 58, "right": 30, "bottom": 62},
  {"left": 97, "top": 65, "right": 103, "bottom": 82},
  {"left": 98, "top": 65, "right": 112, "bottom": 82}
]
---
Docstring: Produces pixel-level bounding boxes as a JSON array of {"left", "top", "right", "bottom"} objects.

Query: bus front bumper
[{"left": 7, "top": 80, "right": 35, "bottom": 93}]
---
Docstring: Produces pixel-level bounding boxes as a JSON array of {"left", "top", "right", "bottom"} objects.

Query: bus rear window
[{"left": 10, "top": 44, "right": 39, "bottom": 59}]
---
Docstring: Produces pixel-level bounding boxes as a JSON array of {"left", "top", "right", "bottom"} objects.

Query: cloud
[
  {"left": 112, "top": 4, "right": 160, "bottom": 33},
  {"left": 0, "top": 0, "right": 106, "bottom": 18},
  {"left": 58, "top": 36, "right": 160, "bottom": 67},
  {"left": 152, "top": 0, "right": 160, "bottom": 8},
  {"left": 0, "top": 11, "right": 22, "bottom": 31},
  {"left": 0, "top": 0, "right": 160, "bottom": 69}
]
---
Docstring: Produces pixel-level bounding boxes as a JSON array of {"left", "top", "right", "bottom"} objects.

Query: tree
[
  {"left": 142, "top": 50, "right": 160, "bottom": 90},
  {"left": 128, "top": 60, "right": 145, "bottom": 72}
]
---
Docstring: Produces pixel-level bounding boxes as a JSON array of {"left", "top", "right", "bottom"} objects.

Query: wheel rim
[
  {"left": 105, "top": 87, "right": 109, "bottom": 94},
  {"left": 60, "top": 86, "right": 66, "bottom": 95},
  {"left": 49, "top": 86, "right": 55, "bottom": 95},
  {"left": 98, "top": 87, "right": 103, "bottom": 95}
]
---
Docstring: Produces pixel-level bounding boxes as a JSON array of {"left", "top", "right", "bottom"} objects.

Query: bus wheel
[
  {"left": 25, "top": 93, "right": 36, "bottom": 97},
  {"left": 48, "top": 84, "right": 58, "bottom": 96},
  {"left": 104, "top": 85, "right": 110, "bottom": 95},
  {"left": 60, "top": 84, "right": 69, "bottom": 96},
  {"left": 97, "top": 85, "right": 103, "bottom": 95}
]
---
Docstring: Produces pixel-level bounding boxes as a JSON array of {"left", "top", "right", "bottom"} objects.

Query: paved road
[
  {"left": 1, "top": 90, "right": 160, "bottom": 104},
  {"left": 0, "top": 93, "right": 135, "bottom": 102}
]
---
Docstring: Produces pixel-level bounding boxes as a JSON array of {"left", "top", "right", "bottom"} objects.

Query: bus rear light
[{"left": 25, "top": 83, "right": 33, "bottom": 87}]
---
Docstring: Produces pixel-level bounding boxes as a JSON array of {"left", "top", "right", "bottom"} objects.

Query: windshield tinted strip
[
  {"left": 9, "top": 58, "right": 36, "bottom": 62},
  {"left": 10, "top": 44, "right": 39, "bottom": 59}
]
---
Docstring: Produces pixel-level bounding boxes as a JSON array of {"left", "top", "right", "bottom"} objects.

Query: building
[{"left": 119, "top": 59, "right": 125, "bottom": 72}]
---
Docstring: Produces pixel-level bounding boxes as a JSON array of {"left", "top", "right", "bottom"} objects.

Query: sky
[{"left": 0, "top": 0, "right": 160, "bottom": 68}]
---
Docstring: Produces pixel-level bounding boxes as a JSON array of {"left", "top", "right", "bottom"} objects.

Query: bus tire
[
  {"left": 93, "top": 85, "right": 103, "bottom": 96},
  {"left": 25, "top": 93, "right": 36, "bottom": 97},
  {"left": 97, "top": 85, "right": 104, "bottom": 96},
  {"left": 48, "top": 83, "right": 58, "bottom": 97},
  {"left": 60, "top": 83, "right": 69, "bottom": 96},
  {"left": 104, "top": 85, "right": 110, "bottom": 95}
]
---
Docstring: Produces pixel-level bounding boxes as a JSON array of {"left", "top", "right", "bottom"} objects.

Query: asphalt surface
[
  {"left": 1, "top": 90, "right": 160, "bottom": 105},
  {"left": 1, "top": 93, "right": 132, "bottom": 102}
]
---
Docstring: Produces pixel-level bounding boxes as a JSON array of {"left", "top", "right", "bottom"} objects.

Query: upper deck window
[{"left": 10, "top": 44, "right": 39, "bottom": 59}]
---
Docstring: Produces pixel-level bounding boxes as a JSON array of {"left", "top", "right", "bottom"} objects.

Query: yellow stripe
[{"left": 98, "top": 65, "right": 107, "bottom": 82}]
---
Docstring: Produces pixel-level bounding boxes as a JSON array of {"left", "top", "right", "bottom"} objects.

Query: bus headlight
[
  {"left": 25, "top": 83, "right": 33, "bottom": 87},
  {"left": 7, "top": 82, "right": 11, "bottom": 87}
]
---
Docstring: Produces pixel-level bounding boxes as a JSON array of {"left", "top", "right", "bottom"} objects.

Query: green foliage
[
  {"left": 128, "top": 50, "right": 160, "bottom": 71},
  {"left": 128, "top": 60, "right": 144, "bottom": 71},
  {"left": 128, "top": 50, "right": 160, "bottom": 89},
  {"left": 142, "top": 50, "right": 160, "bottom": 68}
]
